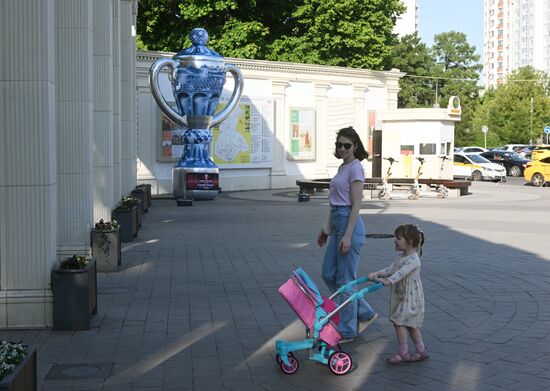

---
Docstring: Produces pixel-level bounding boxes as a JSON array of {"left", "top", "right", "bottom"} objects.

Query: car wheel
[
  {"left": 471, "top": 170, "right": 482, "bottom": 181},
  {"left": 509, "top": 166, "right": 521, "bottom": 177},
  {"left": 531, "top": 173, "right": 545, "bottom": 187}
]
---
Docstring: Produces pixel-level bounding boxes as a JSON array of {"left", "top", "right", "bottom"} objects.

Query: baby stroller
[{"left": 275, "top": 267, "right": 382, "bottom": 375}]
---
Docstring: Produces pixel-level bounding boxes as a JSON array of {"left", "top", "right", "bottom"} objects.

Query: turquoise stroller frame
[{"left": 275, "top": 268, "right": 382, "bottom": 375}]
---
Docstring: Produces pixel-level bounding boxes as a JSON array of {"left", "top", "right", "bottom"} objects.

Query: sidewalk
[{"left": 2, "top": 181, "right": 550, "bottom": 390}]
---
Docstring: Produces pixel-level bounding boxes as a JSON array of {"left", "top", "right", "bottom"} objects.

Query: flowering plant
[
  {"left": 0, "top": 341, "right": 27, "bottom": 381},
  {"left": 59, "top": 254, "right": 93, "bottom": 270},
  {"left": 94, "top": 219, "right": 119, "bottom": 231},
  {"left": 117, "top": 196, "right": 140, "bottom": 210}
]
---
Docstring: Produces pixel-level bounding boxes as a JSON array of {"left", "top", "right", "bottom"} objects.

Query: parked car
[
  {"left": 517, "top": 145, "right": 538, "bottom": 159},
  {"left": 524, "top": 156, "right": 550, "bottom": 186},
  {"left": 493, "top": 144, "right": 530, "bottom": 153},
  {"left": 453, "top": 153, "right": 507, "bottom": 181},
  {"left": 479, "top": 151, "right": 531, "bottom": 177},
  {"left": 454, "top": 146, "right": 488, "bottom": 154},
  {"left": 531, "top": 145, "right": 550, "bottom": 161}
]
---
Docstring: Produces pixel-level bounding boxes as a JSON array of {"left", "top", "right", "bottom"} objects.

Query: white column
[
  {"left": 0, "top": 0, "right": 56, "bottom": 327},
  {"left": 314, "top": 82, "right": 331, "bottom": 178},
  {"left": 112, "top": 0, "right": 122, "bottom": 203},
  {"left": 120, "top": 0, "right": 137, "bottom": 195},
  {"left": 93, "top": 0, "right": 115, "bottom": 221},
  {"left": 353, "top": 84, "right": 369, "bottom": 144},
  {"left": 270, "top": 80, "right": 288, "bottom": 188},
  {"left": 55, "top": 0, "right": 94, "bottom": 258}
]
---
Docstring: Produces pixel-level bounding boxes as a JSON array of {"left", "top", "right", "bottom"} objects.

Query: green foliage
[
  {"left": 471, "top": 67, "right": 550, "bottom": 146},
  {"left": 136, "top": 0, "right": 405, "bottom": 68},
  {"left": 389, "top": 33, "right": 435, "bottom": 107},
  {"left": 0, "top": 341, "right": 27, "bottom": 381},
  {"left": 267, "top": 0, "right": 405, "bottom": 69}
]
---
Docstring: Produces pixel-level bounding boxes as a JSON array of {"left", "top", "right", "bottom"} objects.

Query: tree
[
  {"left": 389, "top": 33, "right": 435, "bottom": 108},
  {"left": 430, "top": 31, "right": 482, "bottom": 145},
  {"left": 266, "top": 0, "right": 405, "bottom": 69},
  {"left": 471, "top": 67, "right": 550, "bottom": 146},
  {"left": 136, "top": 0, "right": 405, "bottom": 69}
]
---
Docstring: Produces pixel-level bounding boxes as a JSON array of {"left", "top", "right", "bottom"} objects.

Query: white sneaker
[{"left": 358, "top": 313, "right": 378, "bottom": 334}]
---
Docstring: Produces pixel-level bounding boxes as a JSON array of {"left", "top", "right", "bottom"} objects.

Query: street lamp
[{"left": 482, "top": 125, "right": 488, "bottom": 149}]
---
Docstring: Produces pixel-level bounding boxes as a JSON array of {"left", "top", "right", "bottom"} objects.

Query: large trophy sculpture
[{"left": 149, "top": 28, "right": 244, "bottom": 200}]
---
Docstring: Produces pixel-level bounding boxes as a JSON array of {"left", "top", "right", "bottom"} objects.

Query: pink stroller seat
[{"left": 279, "top": 270, "right": 342, "bottom": 347}]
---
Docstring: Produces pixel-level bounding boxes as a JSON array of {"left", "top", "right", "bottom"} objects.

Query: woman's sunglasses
[{"left": 335, "top": 142, "right": 353, "bottom": 150}]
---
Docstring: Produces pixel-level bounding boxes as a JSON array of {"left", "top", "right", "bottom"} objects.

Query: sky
[{"left": 417, "top": 0, "right": 484, "bottom": 61}]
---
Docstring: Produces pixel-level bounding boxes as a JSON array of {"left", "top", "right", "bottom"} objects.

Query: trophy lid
[{"left": 174, "top": 28, "right": 222, "bottom": 59}]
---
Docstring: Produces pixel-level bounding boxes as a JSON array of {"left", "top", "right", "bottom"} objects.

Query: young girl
[{"left": 368, "top": 224, "right": 428, "bottom": 364}]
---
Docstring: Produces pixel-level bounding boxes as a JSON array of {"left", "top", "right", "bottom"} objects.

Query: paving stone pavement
[{"left": 2, "top": 180, "right": 550, "bottom": 391}]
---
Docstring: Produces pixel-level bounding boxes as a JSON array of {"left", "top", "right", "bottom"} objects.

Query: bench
[{"left": 297, "top": 178, "right": 471, "bottom": 196}]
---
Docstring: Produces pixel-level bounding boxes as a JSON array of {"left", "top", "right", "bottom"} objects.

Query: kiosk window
[{"left": 419, "top": 143, "right": 436, "bottom": 154}]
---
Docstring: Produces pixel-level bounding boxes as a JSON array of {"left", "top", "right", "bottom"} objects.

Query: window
[{"left": 419, "top": 143, "right": 436, "bottom": 155}]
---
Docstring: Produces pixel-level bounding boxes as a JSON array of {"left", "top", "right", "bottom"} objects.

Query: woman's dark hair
[
  {"left": 394, "top": 224, "right": 425, "bottom": 256},
  {"left": 333, "top": 126, "right": 369, "bottom": 161}
]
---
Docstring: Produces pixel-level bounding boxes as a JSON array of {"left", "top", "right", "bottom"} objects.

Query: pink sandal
[
  {"left": 385, "top": 352, "right": 410, "bottom": 365},
  {"left": 409, "top": 349, "right": 429, "bottom": 363}
]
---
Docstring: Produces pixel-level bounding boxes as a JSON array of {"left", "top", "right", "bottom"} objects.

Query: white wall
[{"left": 136, "top": 52, "right": 404, "bottom": 194}]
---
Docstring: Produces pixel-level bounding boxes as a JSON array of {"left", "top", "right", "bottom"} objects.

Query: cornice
[{"left": 136, "top": 50, "right": 405, "bottom": 83}]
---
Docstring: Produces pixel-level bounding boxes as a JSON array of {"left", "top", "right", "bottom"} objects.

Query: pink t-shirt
[{"left": 329, "top": 159, "right": 364, "bottom": 205}]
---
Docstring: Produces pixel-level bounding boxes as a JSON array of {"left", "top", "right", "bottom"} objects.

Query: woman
[{"left": 317, "top": 126, "right": 377, "bottom": 343}]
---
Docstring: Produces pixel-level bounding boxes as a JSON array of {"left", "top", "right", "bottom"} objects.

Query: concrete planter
[
  {"left": 144, "top": 184, "right": 152, "bottom": 208},
  {"left": 131, "top": 187, "right": 148, "bottom": 213},
  {"left": 112, "top": 206, "right": 137, "bottom": 242},
  {"left": 91, "top": 228, "right": 121, "bottom": 271},
  {"left": 0, "top": 346, "right": 37, "bottom": 391},
  {"left": 51, "top": 259, "right": 98, "bottom": 330}
]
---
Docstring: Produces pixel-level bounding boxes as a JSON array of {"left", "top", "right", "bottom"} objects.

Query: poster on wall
[
  {"left": 157, "top": 96, "right": 274, "bottom": 168},
  {"left": 288, "top": 107, "right": 315, "bottom": 160},
  {"left": 158, "top": 102, "right": 185, "bottom": 162},
  {"left": 212, "top": 96, "right": 274, "bottom": 168}
]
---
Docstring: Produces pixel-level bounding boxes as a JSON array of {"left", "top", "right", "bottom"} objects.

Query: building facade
[
  {"left": 0, "top": 0, "right": 138, "bottom": 328},
  {"left": 394, "top": 0, "right": 418, "bottom": 37},
  {"left": 484, "top": 0, "right": 550, "bottom": 88}
]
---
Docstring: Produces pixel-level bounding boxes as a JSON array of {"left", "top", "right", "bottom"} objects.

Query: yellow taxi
[
  {"left": 531, "top": 145, "right": 550, "bottom": 160},
  {"left": 524, "top": 156, "right": 550, "bottom": 186}
]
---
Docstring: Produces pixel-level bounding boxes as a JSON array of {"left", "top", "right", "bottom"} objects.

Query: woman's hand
[
  {"left": 338, "top": 234, "right": 351, "bottom": 253},
  {"left": 317, "top": 231, "right": 328, "bottom": 247}
]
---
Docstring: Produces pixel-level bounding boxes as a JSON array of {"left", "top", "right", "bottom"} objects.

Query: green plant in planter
[
  {"left": 0, "top": 341, "right": 27, "bottom": 381},
  {"left": 94, "top": 218, "right": 119, "bottom": 232},
  {"left": 118, "top": 196, "right": 140, "bottom": 210},
  {"left": 59, "top": 254, "right": 93, "bottom": 270}
]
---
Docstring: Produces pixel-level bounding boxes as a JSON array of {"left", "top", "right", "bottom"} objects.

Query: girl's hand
[
  {"left": 317, "top": 231, "right": 328, "bottom": 247},
  {"left": 368, "top": 272, "right": 379, "bottom": 281},
  {"left": 375, "top": 277, "right": 391, "bottom": 286}
]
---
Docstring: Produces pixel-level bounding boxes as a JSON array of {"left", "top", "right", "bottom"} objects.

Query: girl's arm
[
  {"left": 339, "top": 180, "right": 363, "bottom": 253},
  {"left": 386, "top": 256, "right": 420, "bottom": 285}
]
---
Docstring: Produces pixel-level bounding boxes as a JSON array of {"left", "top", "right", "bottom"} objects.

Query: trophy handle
[
  {"left": 149, "top": 58, "right": 187, "bottom": 127},
  {"left": 211, "top": 64, "right": 244, "bottom": 128}
]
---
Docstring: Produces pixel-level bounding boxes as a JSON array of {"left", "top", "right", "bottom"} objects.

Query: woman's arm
[{"left": 339, "top": 180, "right": 363, "bottom": 253}]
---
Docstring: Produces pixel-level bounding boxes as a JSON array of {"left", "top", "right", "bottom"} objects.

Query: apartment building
[
  {"left": 394, "top": 0, "right": 418, "bottom": 37},
  {"left": 484, "top": 0, "right": 550, "bottom": 88}
]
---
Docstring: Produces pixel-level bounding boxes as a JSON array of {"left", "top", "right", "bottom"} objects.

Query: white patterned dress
[{"left": 377, "top": 252, "right": 424, "bottom": 328}]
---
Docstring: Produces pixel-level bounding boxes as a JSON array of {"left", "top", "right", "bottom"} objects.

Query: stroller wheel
[
  {"left": 275, "top": 351, "right": 295, "bottom": 365},
  {"left": 280, "top": 355, "right": 299, "bottom": 374},
  {"left": 305, "top": 327, "right": 310, "bottom": 339},
  {"left": 328, "top": 351, "right": 352, "bottom": 375}
]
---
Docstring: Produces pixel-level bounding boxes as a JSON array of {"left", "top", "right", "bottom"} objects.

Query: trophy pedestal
[{"left": 173, "top": 167, "right": 219, "bottom": 200}]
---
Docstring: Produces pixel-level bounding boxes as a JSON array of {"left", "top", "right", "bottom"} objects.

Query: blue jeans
[{"left": 322, "top": 205, "right": 375, "bottom": 338}]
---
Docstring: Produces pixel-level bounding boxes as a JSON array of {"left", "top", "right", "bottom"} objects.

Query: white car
[
  {"left": 453, "top": 153, "right": 507, "bottom": 181},
  {"left": 455, "top": 146, "right": 488, "bottom": 154}
]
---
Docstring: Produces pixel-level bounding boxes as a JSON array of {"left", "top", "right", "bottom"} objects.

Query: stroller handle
[{"left": 295, "top": 267, "right": 323, "bottom": 304}]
